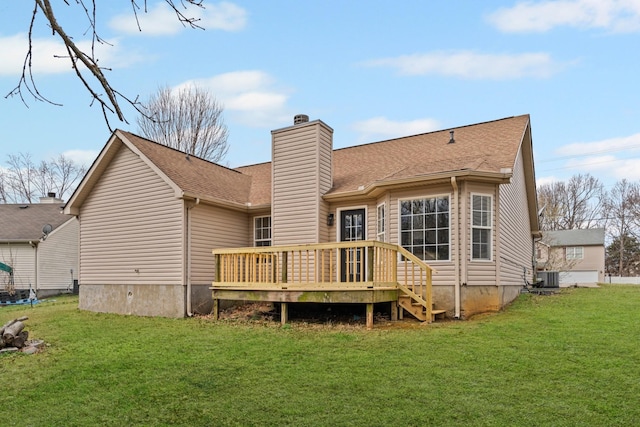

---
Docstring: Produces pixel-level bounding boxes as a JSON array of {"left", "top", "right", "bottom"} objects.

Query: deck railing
[{"left": 212, "top": 240, "right": 434, "bottom": 316}]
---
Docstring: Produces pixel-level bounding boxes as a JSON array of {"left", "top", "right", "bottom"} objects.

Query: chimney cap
[{"left": 294, "top": 114, "right": 309, "bottom": 125}]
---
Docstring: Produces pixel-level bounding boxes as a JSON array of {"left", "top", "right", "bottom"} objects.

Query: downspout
[
  {"left": 29, "top": 241, "right": 38, "bottom": 293},
  {"left": 451, "top": 177, "right": 461, "bottom": 319},
  {"left": 185, "top": 198, "right": 200, "bottom": 317}
]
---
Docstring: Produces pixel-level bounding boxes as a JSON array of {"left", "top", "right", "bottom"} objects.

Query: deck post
[
  {"left": 366, "top": 303, "right": 374, "bottom": 329},
  {"left": 281, "top": 302, "right": 288, "bottom": 325},
  {"left": 215, "top": 254, "right": 221, "bottom": 283},
  {"left": 212, "top": 298, "right": 219, "bottom": 320},
  {"left": 390, "top": 301, "right": 398, "bottom": 321}
]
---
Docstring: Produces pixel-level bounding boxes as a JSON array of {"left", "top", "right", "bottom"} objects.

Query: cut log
[
  {"left": 0, "top": 316, "right": 28, "bottom": 336},
  {"left": 2, "top": 321, "right": 25, "bottom": 343},
  {"left": 12, "top": 330, "right": 29, "bottom": 348}
]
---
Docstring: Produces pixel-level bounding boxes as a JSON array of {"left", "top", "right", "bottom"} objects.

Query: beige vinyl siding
[
  {"left": 190, "top": 203, "right": 250, "bottom": 284},
  {"left": 79, "top": 145, "right": 183, "bottom": 285},
  {"left": 498, "top": 149, "right": 534, "bottom": 286},
  {"left": 38, "top": 218, "right": 79, "bottom": 291},
  {"left": 572, "top": 246, "right": 605, "bottom": 282},
  {"left": 272, "top": 121, "right": 333, "bottom": 245},
  {"left": 318, "top": 127, "right": 333, "bottom": 243},
  {"left": 0, "top": 244, "right": 35, "bottom": 290},
  {"left": 464, "top": 183, "right": 497, "bottom": 286},
  {"left": 388, "top": 185, "right": 456, "bottom": 286}
]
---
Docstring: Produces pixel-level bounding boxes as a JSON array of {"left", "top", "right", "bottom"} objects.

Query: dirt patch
[{"left": 201, "top": 302, "right": 441, "bottom": 330}]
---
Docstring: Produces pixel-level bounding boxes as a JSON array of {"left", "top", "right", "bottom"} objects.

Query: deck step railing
[{"left": 212, "top": 240, "right": 434, "bottom": 320}]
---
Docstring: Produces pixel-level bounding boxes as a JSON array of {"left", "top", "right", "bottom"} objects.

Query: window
[
  {"left": 254, "top": 216, "right": 271, "bottom": 247},
  {"left": 472, "top": 194, "right": 492, "bottom": 260},
  {"left": 400, "top": 196, "right": 449, "bottom": 260},
  {"left": 566, "top": 246, "right": 583, "bottom": 260},
  {"left": 377, "top": 203, "right": 386, "bottom": 242}
]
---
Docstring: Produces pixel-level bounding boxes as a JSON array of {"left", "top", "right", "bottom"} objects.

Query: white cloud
[
  {"left": 62, "top": 149, "right": 100, "bottom": 168},
  {"left": 351, "top": 117, "right": 441, "bottom": 142},
  {"left": 487, "top": 0, "right": 640, "bottom": 33},
  {"left": 109, "top": 1, "right": 246, "bottom": 36},
  {"left": 363, "top": 51, "right": 565, "bottom": 79},
  {"left": 541, "top": 133, "right": 640, "bottom": 182},
  {"left": 536, "top": 175, "right": 561, "bottom": 187},
  {"left": 176, "top": 71, "right": 291, "bottom": 127},
  {"left": 0, "top": 33, "right": 138, "bottom": 76},
  {"left": 556, "top": 132, "right": 640, "bottom": 156}
]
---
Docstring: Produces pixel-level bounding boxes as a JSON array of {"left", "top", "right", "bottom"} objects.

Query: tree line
[{"left": 537, "top": 174, "right": 640, "bottom": 277}]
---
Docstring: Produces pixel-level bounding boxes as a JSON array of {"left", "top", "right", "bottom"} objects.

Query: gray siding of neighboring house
[
  {"left": 38, "top": 217, "right": 79, "bottom": 294},
  {"left": 497, "top": 147, "right": 534, "bottom": 297},
  {"left": 0, "top": 244, "right": 35, "bottom": 290},
  {"left": 272, "top": 121, "right": 333, "bottom": 245},
  {"left": 78, "top": 144, "right": 185, "bottom": 317}
]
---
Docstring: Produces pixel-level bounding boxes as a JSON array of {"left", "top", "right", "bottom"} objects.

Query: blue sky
[{"left": 1, "top": 1, "right": 640, "bottom": 191}]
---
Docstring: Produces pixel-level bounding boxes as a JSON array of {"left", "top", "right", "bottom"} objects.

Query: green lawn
[{"left": 1, "top": 285, "right": 639, "bottom": 426}]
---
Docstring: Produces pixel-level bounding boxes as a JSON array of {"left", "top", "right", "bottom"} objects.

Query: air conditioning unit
[{"left": 536, "top": 271, "right": 560, "bottom": 288}]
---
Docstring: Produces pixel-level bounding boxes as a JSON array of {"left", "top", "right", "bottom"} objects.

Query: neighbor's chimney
[
  {"left": 448, "top": 130, "right": 455, "bottom": 144},
  {"left": 39, "top": 192, "right": 64, "bottom": 204}
]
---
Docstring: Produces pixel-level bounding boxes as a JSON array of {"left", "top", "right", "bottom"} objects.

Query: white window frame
[
  {"left": 565, "top": 246, "right": 584, "bottom": 260},
  {"left": 471, "top": 193, "right": 493, "bottom": 261},
  {"left": 377, "top": 203, "right": 386, "bottom": 242},
  {"left": 254, "top": 216, "right": 271, "bottom": 247},
  {"left": 398, "top": 194, "right": 451, "bottom": 262}
]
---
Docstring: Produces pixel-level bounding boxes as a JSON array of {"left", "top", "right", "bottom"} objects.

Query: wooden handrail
[{"left": 212, "top": 240, "right": 434, "bottom": 319}]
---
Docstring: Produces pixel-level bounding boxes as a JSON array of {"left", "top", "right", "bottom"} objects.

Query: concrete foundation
[{"left": 79, "top": 284, "right": 187, "bottom": 318}]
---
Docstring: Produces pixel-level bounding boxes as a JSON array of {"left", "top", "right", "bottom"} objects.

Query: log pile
[{"left": 0, "top": 316, "right": 29, "bottom": 350}]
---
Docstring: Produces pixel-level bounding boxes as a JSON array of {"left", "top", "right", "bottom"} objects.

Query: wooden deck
[{"left": 211, "top": 240, "right": 439, "bottom": 328}]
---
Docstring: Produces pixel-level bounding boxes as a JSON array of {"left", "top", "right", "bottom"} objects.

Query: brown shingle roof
[
  {"left": 120, "top": 131, "right": 252, "bottom": 206},
  {"left": 0, "top": 204, "right": 71, "bottom": 241},
  {"left": 110, "top": 115, "right": 528, "bottom": 208},
  {"left": 329, "top": 115, "right": 529, "bottom": 195}
]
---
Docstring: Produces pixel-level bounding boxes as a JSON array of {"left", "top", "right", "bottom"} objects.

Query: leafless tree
[
  {"left": 6, "top": 153, "right": 38, "bottom": 203},
  {"left": 0, "top": 168, "right": 10, "bottom": 203},
  {"left": 6, "top": 0, "right": 205, "bottom": 129},
  {"left": 136, "top": 85, "right": 229, "bottom": 162},
  {"left": 537, "top": 235, "right": 580, "bottom": 273},
  {"left": 603, "top": 179, "right": 640, "bottom": 276},
  {"left": 537, "top": 174, "right": 605, "bottom": 230},
  {"left": 2, "top": 153, "right": 86, "bottom": 203}
]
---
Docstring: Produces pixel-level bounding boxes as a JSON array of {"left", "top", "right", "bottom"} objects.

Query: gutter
[{"left": 451, "top": 177, "right": 461, "bottom": 319}]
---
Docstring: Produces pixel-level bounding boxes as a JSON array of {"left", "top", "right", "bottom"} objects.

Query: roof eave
[
  {"left": 180, "top": 192, "right": 254, "bottom": 213},
  {"left": 323, "top": 170, "right": 512, "bottom": 202}
]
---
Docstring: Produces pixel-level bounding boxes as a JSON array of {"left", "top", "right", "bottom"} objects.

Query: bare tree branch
[{"left": 5, "top": 0, "right": 206, "bottom": 130}]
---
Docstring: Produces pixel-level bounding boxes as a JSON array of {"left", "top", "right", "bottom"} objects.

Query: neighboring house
[
  {"left": 0, "top": 194, "right": 79, "bottom": 297},
  {"left": 536, "top": 228, "right": 605, "bottom": 286},
  {"left": 64, "top": 114, "right": 540, "bottom": 319}
]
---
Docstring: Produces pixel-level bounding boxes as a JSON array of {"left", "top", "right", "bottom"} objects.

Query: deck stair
[{"left": 398, "top": 294, "right": 446, "bottom": 322}]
